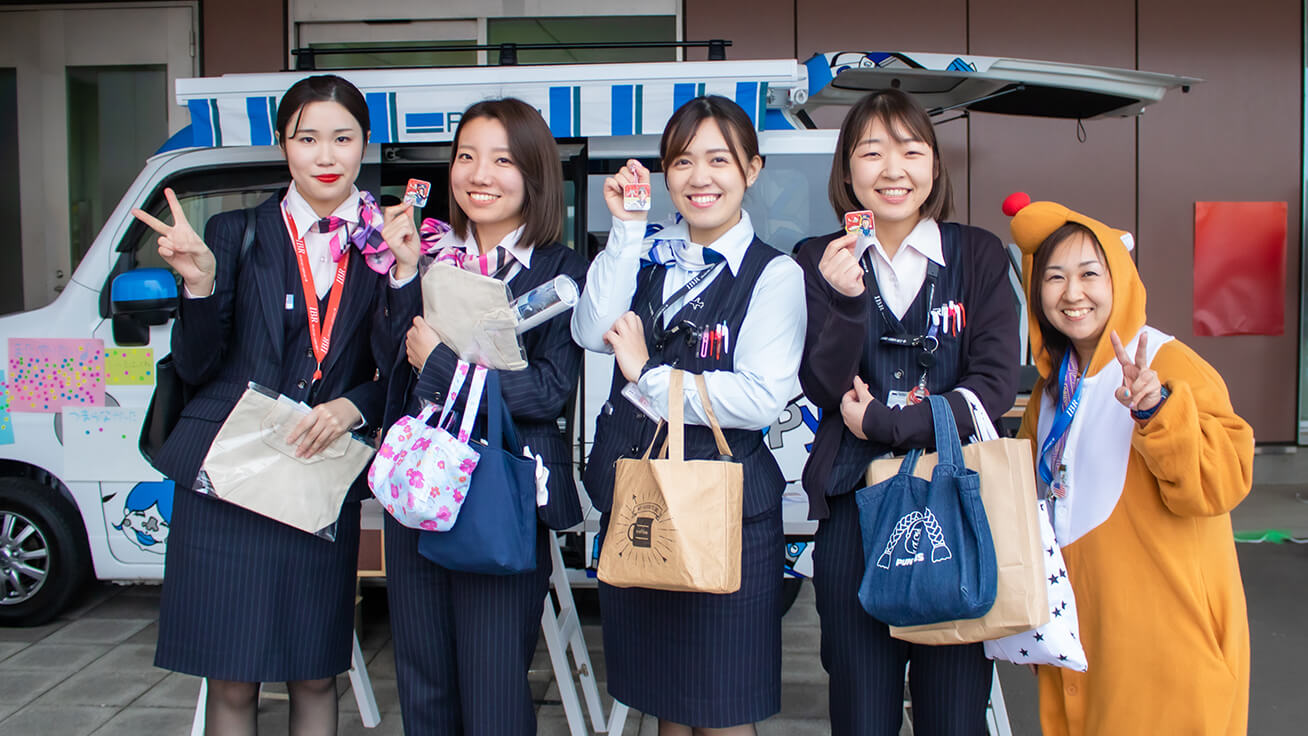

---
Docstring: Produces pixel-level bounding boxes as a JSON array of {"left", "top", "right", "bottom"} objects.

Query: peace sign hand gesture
[
  {"left": 131, "top": 187, "right": 216, "bottom": 296},
  {"left": 1110, "top": 330, "right": 1163, "bottom": 414}
]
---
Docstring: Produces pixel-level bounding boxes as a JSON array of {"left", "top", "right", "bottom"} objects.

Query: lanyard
[
  {"left": 1038, "top": 350, "right": 1085, "bottom": 486},
  {"left": 282, "top": 202, "right": 350, "bottom": 383},
  {"left": 648, "top": 261, "right": 725, "bottom": 331},
  {"left": 862, "top": 255, "right": 940, "bottom": 343}
]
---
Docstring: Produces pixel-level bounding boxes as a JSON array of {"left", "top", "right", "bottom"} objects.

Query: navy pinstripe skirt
[
  {"left": 154, "top": 488, "right": 361, "bottom": 682},
  {"left": 598, "top": 507, "right": 783, "bottom": 728}
]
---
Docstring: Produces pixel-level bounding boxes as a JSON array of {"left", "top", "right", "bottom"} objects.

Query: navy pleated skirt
[
  {"left": 598, "top": 507, "right": 783, "bottom": 728},
  {"left": 154, "top": 488, "right": 361, "bottom": 682}
]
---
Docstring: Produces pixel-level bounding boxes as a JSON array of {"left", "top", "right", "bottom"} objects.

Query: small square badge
[
  {"left": 844, "top": 210, "right": 875, "bottom": 237},
  {"left": 623, "top": 183, "right": 651, "bottom": 212},
  {"left": 403, "top": 178, "right": 432, "bottom": 207}
]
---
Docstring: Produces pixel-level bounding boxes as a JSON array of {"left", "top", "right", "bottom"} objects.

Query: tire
[{"left": 0, "top": 478, "right": 91, "bottom": 626}]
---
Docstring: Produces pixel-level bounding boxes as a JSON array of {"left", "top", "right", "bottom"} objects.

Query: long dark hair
[
  {"left": 1030, "top": 221, "right": 1108, "bottom": 397},
  {"left": 828, "top": 89, "right": 952, "bottom": 222},
  {"left": 447, "top": 98, "right": 563, "bottom": 249},
  {"left": 275, "top": 74, "right": 370, "bottom": 144}
]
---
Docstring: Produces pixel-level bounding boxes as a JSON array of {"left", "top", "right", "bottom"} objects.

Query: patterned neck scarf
[
  {"left": 307, "top": 190, "right": 391, "bottom": 274},
  {"left": 421, "top": 218, "right": 514, "bottom": 278}
]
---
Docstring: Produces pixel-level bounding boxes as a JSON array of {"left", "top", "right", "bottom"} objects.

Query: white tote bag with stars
[{"left": 983, "top": 499, "right": 1088, "bottom": 671}]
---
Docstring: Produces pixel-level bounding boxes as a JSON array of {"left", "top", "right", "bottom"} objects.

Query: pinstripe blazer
[
  {"left": 382, "top": 241, "right": 588, "bottom": 530},
  {"left": 152, "top": 194, "right": 420, "bottom": 493}
]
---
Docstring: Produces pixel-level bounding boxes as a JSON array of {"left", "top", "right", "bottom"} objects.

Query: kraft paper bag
[
  {"left": 598, "top": 371, "right": 743, "bottom": 594},
  {"left": 422, "top": 263, "right": 527, "bottom": 371},
  {"left": 195, "top": 385, "right": 375, "bottom": 538},
  {"left": 869, "top": 434, "right": 1048, "bottom": 644}
]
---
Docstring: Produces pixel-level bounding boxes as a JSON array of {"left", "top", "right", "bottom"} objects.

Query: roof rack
[{"left": 291, "top": 40, "right": 733, "bottom": 71}]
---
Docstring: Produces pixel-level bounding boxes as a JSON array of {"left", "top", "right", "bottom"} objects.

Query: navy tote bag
[
  {"left": 418, "top": 370, "right": 537, "bottom": 575},
  {"left": 854, "top": 394, "right": 998, "bottom": 627}
]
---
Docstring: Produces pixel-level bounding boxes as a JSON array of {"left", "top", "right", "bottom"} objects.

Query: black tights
[{"left": 204, "top": 677, "right": 338, "bottom": 736}]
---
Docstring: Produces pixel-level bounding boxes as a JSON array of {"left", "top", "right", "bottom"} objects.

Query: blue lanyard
[{"left": 1038, "top": 351, "right": 1084, "bottom": 486}]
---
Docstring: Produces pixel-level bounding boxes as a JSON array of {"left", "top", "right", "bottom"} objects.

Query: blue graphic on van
[{"left": 113, "top": 481, "right": 175, "bottom": 553}]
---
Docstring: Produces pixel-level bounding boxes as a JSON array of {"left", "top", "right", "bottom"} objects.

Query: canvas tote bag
[
  {"left": 871, "top": 394, "right": 1048, "bottom": 644},
  {"left": 597, "top": 370, "right": 743, "bottom": 594}
]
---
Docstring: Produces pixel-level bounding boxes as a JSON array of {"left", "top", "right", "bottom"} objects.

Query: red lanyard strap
[{"left": 281, "top": 203, "right": 350, "bottom": 383}]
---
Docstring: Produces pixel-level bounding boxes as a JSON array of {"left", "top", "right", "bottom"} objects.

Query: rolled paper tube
[{"left": 512, "top": 275, "right": 580, "bottom": 334}]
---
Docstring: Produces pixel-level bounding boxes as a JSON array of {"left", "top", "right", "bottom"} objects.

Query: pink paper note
[{"left": 7, "top": 338, "right": 106, "bottom": 412}]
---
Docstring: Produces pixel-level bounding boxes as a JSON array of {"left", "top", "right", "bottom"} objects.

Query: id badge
[
  {"left": 886, "top": 389, "right": 911, "bottom": 409},
  {"left": 621, "top": 382, "right": 662, "bottom": 422}
]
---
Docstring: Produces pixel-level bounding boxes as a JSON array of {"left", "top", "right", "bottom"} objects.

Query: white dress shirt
[
  {"left": 283, "top": 182, "right": 362, "bottom": 299},
  {"left": 855, "top": 217, "right": 946, "bottom": 319},
  {"left": 571, "top": 212, "right": 806, "bottom": 431}
]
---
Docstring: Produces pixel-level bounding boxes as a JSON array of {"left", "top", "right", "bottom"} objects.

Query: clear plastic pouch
[{"left": 193, "top": 382, "right": 375, "bottom": 540}]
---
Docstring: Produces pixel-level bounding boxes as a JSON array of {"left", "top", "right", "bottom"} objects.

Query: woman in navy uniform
[
  {"left": 795, "top": 89, "right": 1020, "bottom": 735},
  {"left": 572, "top": 95, "right": 806, "bottom": 735},
  {"left": 376, "top": 97, "right": 587, "bottom": 736},
  {"left": 133, "top": 75, "right": 421, "bottom": 734}
]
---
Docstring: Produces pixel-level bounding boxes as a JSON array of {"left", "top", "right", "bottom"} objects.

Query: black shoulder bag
[{"left": 139, "top": 207, "right": 257, "bottom": 467}]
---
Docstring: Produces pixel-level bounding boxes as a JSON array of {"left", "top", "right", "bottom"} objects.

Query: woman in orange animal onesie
[{"left": 1007, "top": 195, "right": 1252, "bottom": 736}]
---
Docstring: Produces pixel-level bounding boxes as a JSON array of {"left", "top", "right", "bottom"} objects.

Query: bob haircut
[
  {"left": 659, "top": 95, "right": 762, "bottom": 181},
  {"left": 1030, "top": 220, "right": 1110, "bottom": 396},
  {"left": 448, "top": 98, "right": 564, "bottom": 249},
  {"left": 828, "top": 89, "right": 952, "bottom": 222},
  {"left": 275, "top": 74, "right": 370, "bottom": 144}
]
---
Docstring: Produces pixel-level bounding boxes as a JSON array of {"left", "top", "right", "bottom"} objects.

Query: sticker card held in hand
[
  {"left": 845, "top": 210, "right": 875, "bottom": 237},
  {"left": 404, "top": 178, "right": 432, "bottom": 207},
  {"left": 623, "top": 183, "right": 651, "bottom": 212}
]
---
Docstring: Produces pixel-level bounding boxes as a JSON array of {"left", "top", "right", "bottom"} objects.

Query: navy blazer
[
  {"left": 153, "top": 194, "right": 420, "bottom": 494},
  {"left": 382, "top": 241, "right": 588, "bottom": 530}
]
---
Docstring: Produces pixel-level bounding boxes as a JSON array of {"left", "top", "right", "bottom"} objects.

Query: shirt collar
[
  {"left": 284, "top": 181, "right": 361, "bottom": 236},
  {"left": 855, "top": 217, "right": 946, "bottom": 267},
  {"left": 436, "top": 224, "right": 533, "bottom": 268},
  {"left": 648, "top": 210, "right": 755, "bottom": 275}
]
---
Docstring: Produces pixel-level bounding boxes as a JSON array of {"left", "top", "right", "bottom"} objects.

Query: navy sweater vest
[
  {"left": 584, "top": 238, "right": 786, "bottom": 520},
  {"left": 825, "top": 222, "right": 969, "bottom": 497}
]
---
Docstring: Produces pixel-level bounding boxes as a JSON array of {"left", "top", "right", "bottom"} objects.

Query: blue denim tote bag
[
  {"left": 419, "top": 370, "right": 537, "bottom": 574},
  {"left": 854, "top": 394, "right": 997, "bottom": 626}
]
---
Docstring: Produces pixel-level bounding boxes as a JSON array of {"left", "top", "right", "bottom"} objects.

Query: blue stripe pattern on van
[
  {"left": 246, "top": 96, "right": 274, "bottom": 146},
  {"left": 187, "top": 99, "right": 214, "bottom": 147},
  {"left": 547, "top": 86, "right": 568, "bottom": 137},
  {"left": 365, "top": 92, "right": 393, "bottom": 143},
  {"left": 611, "top": 85, "right": 634, "bottom": 135},
  {"left": 405, "top": 112, "right": 445, "bottom": 135}
]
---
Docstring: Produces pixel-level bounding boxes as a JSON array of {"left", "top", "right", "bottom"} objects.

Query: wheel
[
  {"left": 0, "top": 478, "right": 91, "bottom": 626},
  {"left": 780, "top": 576, "right": 804, "bottom": 616}
]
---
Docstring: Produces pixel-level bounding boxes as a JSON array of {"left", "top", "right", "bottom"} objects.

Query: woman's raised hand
[
  {"left": 603, "top": 159, "right": 649, "bottom": 223},
  {"left": 131, "top": 187, "right": 216, "bottom": 296},
  {"left": 383, "top": 203, "right": 420, "bottom": 280},
  {"left": 818, "top": 233, "right": 866, "bottom": 298},
  {"left": 1110, "top": 330, "right": 1163, "bottom": 413}
]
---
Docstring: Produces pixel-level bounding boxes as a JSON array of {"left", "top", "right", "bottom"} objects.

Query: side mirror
[{"left": 111, "top": 268, "right": 179, "bottom": 346}]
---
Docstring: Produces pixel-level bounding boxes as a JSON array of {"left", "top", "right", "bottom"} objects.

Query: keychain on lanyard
[
  {"left": 282, "top": 201, "right": 350, "bottom": 384},
  {"left": 1038, "top": 350, "right": 1084, "bottom": 506},
  {"left": 865, "top": 257, "right": 940, "bottom": 405}
]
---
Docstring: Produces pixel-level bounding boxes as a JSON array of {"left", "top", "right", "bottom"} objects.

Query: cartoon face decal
[{"left": 112, "top": 480, "right": 174, "bottom": 553}]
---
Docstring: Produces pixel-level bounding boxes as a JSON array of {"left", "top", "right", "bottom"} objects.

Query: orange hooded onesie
[{"left": 1008, "top": 197, "right": 1252, "bottom": 736}]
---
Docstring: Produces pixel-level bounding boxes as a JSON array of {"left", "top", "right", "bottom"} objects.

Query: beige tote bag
[{"left": 598, "top": 370, "right": 743, "bottom": 594}]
